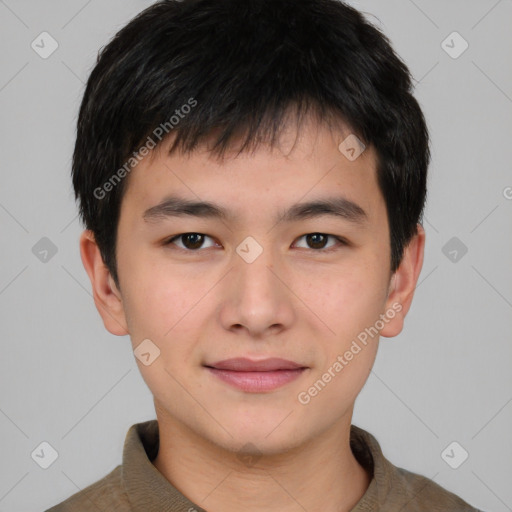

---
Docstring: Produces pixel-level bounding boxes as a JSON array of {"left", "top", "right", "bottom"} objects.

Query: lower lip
[{"left": 205, "top": 367, "right": 307, "bottom": 392}]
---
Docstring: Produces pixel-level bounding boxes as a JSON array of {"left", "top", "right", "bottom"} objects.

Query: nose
[{"left": 218, "top": 245, "right": 296, "bottom": 338}]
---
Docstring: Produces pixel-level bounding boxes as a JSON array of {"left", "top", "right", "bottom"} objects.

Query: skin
[{"left": 80, "top": 115, "right": 425, "bottom": 512}]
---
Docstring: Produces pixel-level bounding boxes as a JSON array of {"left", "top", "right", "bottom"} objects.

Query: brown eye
[
  {"left": 294, "top": 233, "right": 346, "bottom": 252},
  {"left": 165, "top": 233, "right": 216, "bottom": 251},
  {"left": 306, "top": 233, "right": 328, "bottom": 249}
]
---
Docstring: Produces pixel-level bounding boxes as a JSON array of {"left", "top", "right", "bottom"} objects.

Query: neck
[{"left": 152, "top": 408, "right": 370, "bottom": 512}]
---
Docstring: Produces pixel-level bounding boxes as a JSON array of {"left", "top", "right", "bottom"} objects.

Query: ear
[
  {"left": 380, "top": 223, "right": 425, "bottom": 338},
  {"left": 79, "top": 230, "right": 129, "bottom": 336}
]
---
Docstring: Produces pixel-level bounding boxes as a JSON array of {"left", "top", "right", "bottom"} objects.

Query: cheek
[
  {"left": 307, "top": 266, "right": 387, "bottom": 338},
  {"left": 120, "top": 259, "right": 193, "bottom": 342},
  {"left": 122, "top": 269, "right": 198, "bottom": 395},
  {"left": 298, "top": 275, "right": 382, "bottom": 408}
]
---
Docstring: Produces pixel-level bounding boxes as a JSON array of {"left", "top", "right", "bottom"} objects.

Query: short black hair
[{"left": 72, "top": 0, "right": 430, "bottom": 287}]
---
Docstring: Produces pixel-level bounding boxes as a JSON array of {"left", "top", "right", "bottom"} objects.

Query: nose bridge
[
  {"left": 234, "top": 235, "right": 280, "bottom": 300},
  {"left": 219, "top": 235, "right": 294, "bottom": 335}
]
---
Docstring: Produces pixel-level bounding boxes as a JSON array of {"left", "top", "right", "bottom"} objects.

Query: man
[{"left": 47, "top": 0, "right": 482, "bottom": 510}]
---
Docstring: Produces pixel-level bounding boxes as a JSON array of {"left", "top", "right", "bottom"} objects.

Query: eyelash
[{"left": 163, "top": 233, "right": 348, "bottom": 254}]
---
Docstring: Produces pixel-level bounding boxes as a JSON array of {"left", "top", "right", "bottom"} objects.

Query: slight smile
[{"left": 204, "top": 357, "right": 309, "bottom": 393}]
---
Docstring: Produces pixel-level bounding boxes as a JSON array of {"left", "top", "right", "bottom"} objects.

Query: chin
[{"left": 212, "top": 419, "right": 307, "bottom": 457}]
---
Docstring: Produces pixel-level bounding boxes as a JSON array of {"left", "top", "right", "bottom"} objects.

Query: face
[{"left": 84, "top": 116, "right": 423, "bottom": 455}]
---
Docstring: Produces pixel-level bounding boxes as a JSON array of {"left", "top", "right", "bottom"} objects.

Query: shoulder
[
  {"left": 390, "top": 465, "right": 483, "bottom": 511},
  {"left": 45, "top": 465, "right": 132, "bottom": 512},
  {"left": 350, "top": 425, "right": 483, "bottom": 511}
]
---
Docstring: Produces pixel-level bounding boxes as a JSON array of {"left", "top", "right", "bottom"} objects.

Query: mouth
[{"left": 203, "top": 357, "right": 309, "bottom": 392}]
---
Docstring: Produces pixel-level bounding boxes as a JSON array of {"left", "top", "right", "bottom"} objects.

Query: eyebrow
[{"left": 143, "top": 195, "right": 368, "bottom": 225}]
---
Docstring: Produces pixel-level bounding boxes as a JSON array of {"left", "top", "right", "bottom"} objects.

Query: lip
[
  {"left": 206, "top": 357, "right": 306, "bottom": 371},
  {"left": 204, "top": 357, "right": 308, "bottom": 393}
]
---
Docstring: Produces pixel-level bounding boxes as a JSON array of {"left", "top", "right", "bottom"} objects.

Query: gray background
[{"left": 0, "top": 1, "right": 511, "bottom": 511}]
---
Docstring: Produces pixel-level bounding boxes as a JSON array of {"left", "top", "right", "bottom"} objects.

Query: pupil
[
  {"left": 184, "top": 233, "right": 203, "bottom": 249},
  {"left": 308, "top": 233, "right": 326, "bottom": 249}
]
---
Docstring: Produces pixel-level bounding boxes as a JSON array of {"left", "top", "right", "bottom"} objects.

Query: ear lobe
[
  {"left": 380, "top": 223, "right": 426, "bottom": 339},
  {"left": 79, "top": 230, "right": 129, "bottom": 336}
]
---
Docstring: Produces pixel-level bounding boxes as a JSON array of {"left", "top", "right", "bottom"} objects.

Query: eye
[
  {"left": 164, "top": 233, "right": 218, "bottom": 251},
  {"left": 293, "top": 233, "right": 347, "bottom": 252},
  {"left": 163, "top": 232, "right": 347, "bottom": 253}
]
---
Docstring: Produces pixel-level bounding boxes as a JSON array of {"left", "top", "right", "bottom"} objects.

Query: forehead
[{"left": 120, "top": 118, "right": 384, "bottom": 227}]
